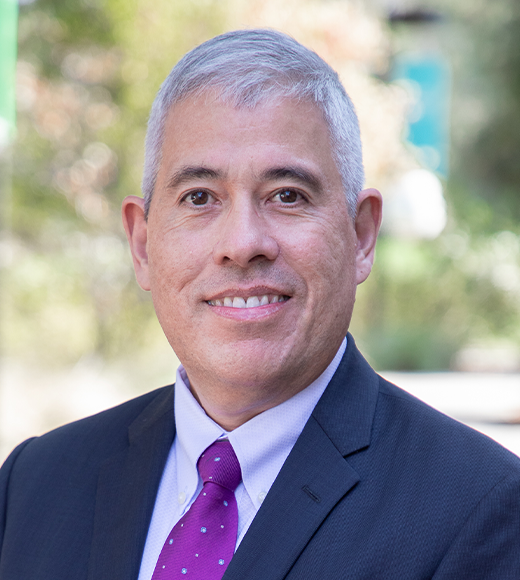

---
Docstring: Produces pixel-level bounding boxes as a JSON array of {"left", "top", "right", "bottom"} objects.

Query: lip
[{"left": 207, "top": 296, "right": 291, "bottom": 321}]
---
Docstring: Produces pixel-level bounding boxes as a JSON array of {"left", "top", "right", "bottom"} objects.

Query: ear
[
  {"left": 354, "top": 188, "right": 383, "bottom": 285},
  {"left": 122, "top": 196, "right": 151, "bottom": 291}
]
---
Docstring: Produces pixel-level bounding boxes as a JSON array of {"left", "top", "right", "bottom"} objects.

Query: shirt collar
[
  {"left": 174, "top": 366, "right": 226, "bottom": 510},
  {"left": 174, "top": 337, "right": 347, "bottom": 511}
]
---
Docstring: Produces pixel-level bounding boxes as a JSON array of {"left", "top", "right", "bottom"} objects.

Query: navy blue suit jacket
[{"left": 1, "top": 336, "right": 520, "bottom": 579}]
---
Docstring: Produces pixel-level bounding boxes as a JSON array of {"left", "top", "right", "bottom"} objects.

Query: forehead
[{"left": 157, "top": 92, "right": 341, "bottom": 185}]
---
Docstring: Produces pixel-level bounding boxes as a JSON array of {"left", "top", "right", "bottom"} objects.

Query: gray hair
[{"left": 142, "top": 29, "right": 364, "bottom": 216}]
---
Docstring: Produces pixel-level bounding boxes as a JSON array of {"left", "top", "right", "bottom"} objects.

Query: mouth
[{"left": 207, "top": 294, "right": 290, "bottom": 309}]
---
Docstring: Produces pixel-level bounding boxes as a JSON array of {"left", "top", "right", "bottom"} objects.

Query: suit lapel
[
  {"left": 87, "top": 386, "right": 176, "bottom": 580},
  {"left": 223, "top": 415, "right": 360, "bottom": 580},
  {"left": 224, "top": 336, "right": 380, "bottom": 580}
]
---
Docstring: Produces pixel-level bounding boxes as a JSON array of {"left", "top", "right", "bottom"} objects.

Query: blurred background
[{"left": 1, "top": 0, "right": 519, "bottom": 460}]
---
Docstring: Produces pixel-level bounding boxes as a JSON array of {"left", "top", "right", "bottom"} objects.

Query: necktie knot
[{"left": 198, "top": 440, "right": 241, "bottom": 491}]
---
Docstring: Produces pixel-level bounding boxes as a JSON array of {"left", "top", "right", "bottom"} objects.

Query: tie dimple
[
  {"left": 151, "top": 440, "right": 241, "bottom": 579},
  {"left": 198, "top": 441, "right": 241, "bottom": 490}
]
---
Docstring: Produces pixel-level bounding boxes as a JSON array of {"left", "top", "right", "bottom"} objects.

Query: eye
[
  {"left": 273, "top": 189, "right": 302, "bottom": 204},
  {"left": 184, "top": 190, "right": 212, "bottom": 206}
]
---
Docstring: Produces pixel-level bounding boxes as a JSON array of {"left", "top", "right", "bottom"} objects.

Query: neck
[
  {"left": 188, "top": 379, "right": 307, "bottom": 431},
  {"left": 185, "top": 355, "right": 343, "bottom": 431},
  {"left": 180, "top": 336, "right": 346, "bottom": 430}
]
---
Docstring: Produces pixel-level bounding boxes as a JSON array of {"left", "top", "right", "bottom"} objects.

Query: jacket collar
[
  {"left": 311, "top": 333, "right": 379, "bottom": 457},
  {"left": 88, "top": 385, "right": 176, "bottom": 580}
]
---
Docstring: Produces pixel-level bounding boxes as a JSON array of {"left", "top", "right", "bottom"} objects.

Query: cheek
[
  {"left": 148, "top": 230, "right": 206, "bottom": 298},
  {"left": 283, "top": 222, "right": 356, "bottom": 294}
]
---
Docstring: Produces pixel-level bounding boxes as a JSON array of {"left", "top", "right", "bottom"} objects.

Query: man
[{"left": 1, "top": 29, "right": 519, "bottom": 580}]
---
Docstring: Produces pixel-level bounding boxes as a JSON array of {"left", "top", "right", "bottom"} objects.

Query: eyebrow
[
  {"left": 260, "top": 166, "right": 323, "bottom": 194},
  {"left": 165, "top": 164, "right": 323, "bottom": 193},
  {"left": 166, "top": 166, "right": 222, "bottom": 189}
]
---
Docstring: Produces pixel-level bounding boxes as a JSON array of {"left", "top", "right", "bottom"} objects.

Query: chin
[{"left": 186, "top": 339, "right": 293, "bottom": 387}]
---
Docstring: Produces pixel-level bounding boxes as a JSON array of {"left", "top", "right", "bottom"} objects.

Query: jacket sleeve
[
  {"left": 432, "top": 471, "right": 520, "bottom": 579},
  {"left": 0, "top": 439, "right": 37, "bottom": 555}
]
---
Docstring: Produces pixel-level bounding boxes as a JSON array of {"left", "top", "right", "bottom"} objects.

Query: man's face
[{"left": 123, "top": 93, "right": 381, "bottom": 423}]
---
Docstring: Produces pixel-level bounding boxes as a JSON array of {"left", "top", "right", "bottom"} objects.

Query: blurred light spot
[
  {"left": 75, "top": 191, "right": 109, "bottom": 223},
  {"left": 83, "top": 142, "right": 113, "bottom": 169},
  {"left": 85, "top": 102, "right": 118, "bottom": 130},
  {"left": 62, "top": 53, "right": 89, "bottom": 82},
  {"left": 397, "top": 78, "right": 423, "bottom": 124},
  {"left": 493, "top": 230, "right": 519, "bottom": 258},
  {"left": 454, "top": 346, "right": 520, "bottom": 372},
  {"left": 53, "top": 168, "right": 74, "bottom": 197},
  {"left": 38, "top": 110, "right": 71, "bottom": 140},
  {"left": 440, "top": 232, "right": 468, "bottom": 260},
  {"left": 0, "top": 118, "right": 11, "bottom": 150},
  {"left": 0, "top": 238, "right": 15, "bottom": 268},
  {"left": 16, "top": 62, "right": 39, "bottom": 111},
  {"left": 415, "top": 145, "right": 441, "bottom": 172},
  {"left": 382, "top": 169, "right": 447, "bottom": 239},
  {"left": 61, "top": 49, "right": 120, "bottom": 84},
  {"left": 70, "top": 160, "right": 97, "bottom": 188},
  {"left": 492, "top": 263, "right": 520, "bottom": 293}
]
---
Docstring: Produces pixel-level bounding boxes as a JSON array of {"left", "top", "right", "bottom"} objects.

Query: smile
[{"left": 207, "top": 295, "right": 290, "bottom": 308}]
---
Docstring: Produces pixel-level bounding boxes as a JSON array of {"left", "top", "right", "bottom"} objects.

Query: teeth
[
  {"left": 209, "top": 295, "right": 288, "bottom": 308},
  {"left": 246, "top": 296, "right": 260, "bottom": 308}
]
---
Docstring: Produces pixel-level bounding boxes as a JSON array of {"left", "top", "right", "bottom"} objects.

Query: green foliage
[
  {"left": 5, "top": 0, "right": 520, "bottom": 371},
  {"left": 353, "top": 227, "right": 520, "bottom": 370},
  {"left": 6, "top": 0, "right": 229, "bottom": 365},
  {"left": 434, "top": 0, "right": 520, "bottom": 228}
]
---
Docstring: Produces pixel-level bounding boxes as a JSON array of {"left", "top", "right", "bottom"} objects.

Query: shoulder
[
  {"left": 1, "top": 384, "right": 174, "bottom": 480},
  {"left": 373, "top": 374, "right": 520, "bottom": 488},
  {"left": 320, "top": 336, "right": 520, "bottom": 480}
]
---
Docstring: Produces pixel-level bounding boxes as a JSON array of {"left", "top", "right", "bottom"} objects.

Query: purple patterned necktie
[{"left": 151, "top": 440, "right": 241, "bottom": 579}]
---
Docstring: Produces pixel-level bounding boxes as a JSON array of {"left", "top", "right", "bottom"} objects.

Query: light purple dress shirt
[{"left": 137, "top": 338, "right": 346, "bottom": 580}]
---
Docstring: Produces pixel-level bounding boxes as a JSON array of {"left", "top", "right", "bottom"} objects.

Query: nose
[{"left": 212, "top": 198, "right": 280, "bottom": 268}]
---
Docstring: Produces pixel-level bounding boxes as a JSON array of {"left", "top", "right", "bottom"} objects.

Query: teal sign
[{"left": 392, "top": 53, "right": 451, "bottom": 177}]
